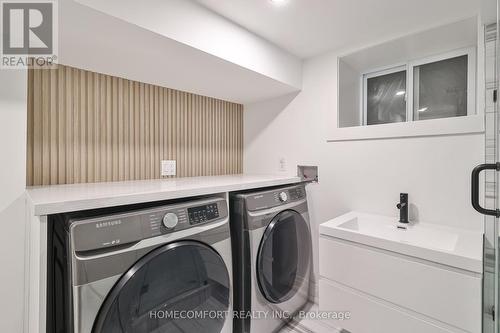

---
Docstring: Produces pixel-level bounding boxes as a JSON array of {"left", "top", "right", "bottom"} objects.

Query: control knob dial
[
  {"left": 278, "top": 191, "right": 288, "bottom": 202},
  {"left": 163, "top": 213, "right": 179, "bottom": 229}
]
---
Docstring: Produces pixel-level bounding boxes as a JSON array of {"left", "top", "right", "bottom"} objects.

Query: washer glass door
[
  {"left": 92, "top": 241, "right": 230, "bottom": 333},
  {"left": 257, "top": 210, "right": 311, "bottom": 304}
]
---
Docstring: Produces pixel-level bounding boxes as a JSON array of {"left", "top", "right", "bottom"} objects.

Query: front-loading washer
[
  {"left": 230, "top": 184, "right": 312, "bottom": 333},
  {"left": 47, "top": 196, "right": 233, "bottom": 333}
]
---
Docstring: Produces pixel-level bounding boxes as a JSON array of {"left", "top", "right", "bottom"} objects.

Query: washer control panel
[
  {"left": 277, "top": 191, "right": 288, "bottom": 202},
  {"left": 188, "top": 203, "right": 219, "bottom": 225},
  {"left": 145, "top": 199, "right": 226, "bottom": 237},
  {"left": 162, "top": 213, "right": 179, "bottom": 229},
  {"left": 144, "top": 207, "right": 188, "bottom": 237},
  {"left": 69, "top": 197, "right": 228, "bottom": 252}
]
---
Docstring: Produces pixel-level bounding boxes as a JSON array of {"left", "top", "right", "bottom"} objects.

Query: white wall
[
  {"left": 244, "top": 51, "right": 484, "bottom": 299},
  {"left": 338, "top": 59, "right": 360, "bottom": 127},
  {"left": 0, "top": 69, "right": 28, "bottom": 332},
  {"left": 341, "top": 17, "right": 477, "bottom": 73},
  {"left": 73, "top": 0, "right": 302, "bottom": 89}
]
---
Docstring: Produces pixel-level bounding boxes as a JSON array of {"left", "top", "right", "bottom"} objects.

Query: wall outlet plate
[
  {"left": 279, "top": 157, "right": 287, "bottom": 172},
  {"left": 161, "top": 160, "right": 176, "bottom": 176}
]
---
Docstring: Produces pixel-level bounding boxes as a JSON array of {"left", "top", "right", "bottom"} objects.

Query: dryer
[
  {"left": 48, "top": 196, "right": 233, "bottom": 333},
  {"left": 230, "top": 184, "right": 312, "bottom": 333}
]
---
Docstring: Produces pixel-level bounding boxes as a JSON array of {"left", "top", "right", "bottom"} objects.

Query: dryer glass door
[
  {"left": 257, "top": 210, "right": 311, "bottom": 304},
  {"left": 92, "top": 241, "right": 230, "bottom": 333}
]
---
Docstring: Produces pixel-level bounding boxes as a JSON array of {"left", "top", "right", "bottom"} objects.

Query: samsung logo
[{"left": 96, "top": 220, "right": 122, "bottom": 229}]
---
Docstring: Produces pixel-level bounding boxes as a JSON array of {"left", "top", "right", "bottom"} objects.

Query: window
[
  {"left": 364, "top": 66, "right": 407, "bottom": 125},
  {"left": 362, "top": 48, "right": 475, "bottom": 126},
  {"left": 412, "top": 55, "right": 469, "bottom": 121}
]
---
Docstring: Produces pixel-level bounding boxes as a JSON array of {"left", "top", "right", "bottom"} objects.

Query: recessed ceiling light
[
  {"left": 395, "top": 90, "right": 406, "bottom": 96},
  {"left": 269, "top": 0, "right": 288, "bottom": 6},
  {"left": 418, "top": 107, "right": 428, "bottom": 112}
]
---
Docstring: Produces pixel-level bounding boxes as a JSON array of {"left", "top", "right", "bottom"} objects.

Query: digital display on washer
[{"left": 188, "top": 203, "right": 219, "bottom": 225}]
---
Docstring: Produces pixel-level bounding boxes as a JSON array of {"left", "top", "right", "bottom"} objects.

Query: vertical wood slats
[{"left": 27, "top": 64, "right": 243, "bottom": 186}]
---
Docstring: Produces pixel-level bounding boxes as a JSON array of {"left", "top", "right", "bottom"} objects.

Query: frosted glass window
[
  {"left": 359, "top": 48, "right": 473, "bottom": 129},
  {"left": 413, "top": 55, "right": 468, "bottom": 121},
  {"left": 366, "top": 70, "right": 407, "bottom": 125}
]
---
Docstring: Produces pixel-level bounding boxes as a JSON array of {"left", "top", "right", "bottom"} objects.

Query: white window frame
[{"left": 360, "top": 47, "right": 476, "bottom": 126}]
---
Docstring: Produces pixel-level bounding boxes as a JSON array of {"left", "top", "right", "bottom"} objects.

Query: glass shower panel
[{"left": 484, "top": 18, "right": 499, "bottom": 333}]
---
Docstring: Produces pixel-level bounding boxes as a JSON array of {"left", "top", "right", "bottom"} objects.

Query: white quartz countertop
[{"left": 26, "top": 174, "right": 301, "bottom": 215}]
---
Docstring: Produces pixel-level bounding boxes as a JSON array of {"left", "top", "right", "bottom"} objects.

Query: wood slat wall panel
[{"left": 27, "top": 64, "right": 243, "bottom": 186}]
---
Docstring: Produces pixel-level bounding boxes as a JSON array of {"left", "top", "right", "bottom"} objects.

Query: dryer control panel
[
  {"left": 244, "top": 184, "right": 306, "bottom": 211},
  {"left": 69, "top": 197, "right": 228, "bottom": 252}
]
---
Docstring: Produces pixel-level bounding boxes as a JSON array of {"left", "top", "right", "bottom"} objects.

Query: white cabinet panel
[
  {"left": 319, "top": 279, "right": 454, "bottom": 333},
  {"left": 319, "top": 236, "right": 481, "bottom": 333}
]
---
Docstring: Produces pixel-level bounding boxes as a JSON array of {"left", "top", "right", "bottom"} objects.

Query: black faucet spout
[{"left": 397, "top": 193, "right": 409, "bottom": 223}]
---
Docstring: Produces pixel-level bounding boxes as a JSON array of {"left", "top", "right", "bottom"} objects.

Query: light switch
[{"left": 161, "top": 160, "right": 176, "bottom": 176}]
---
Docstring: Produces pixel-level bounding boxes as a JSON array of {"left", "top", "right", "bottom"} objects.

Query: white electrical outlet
[
  {"left": 161, "top": 160, "right": 176, "bottom": 176},
  {"left": 279, "top": 157, "right": 287, "bottom": 172}
]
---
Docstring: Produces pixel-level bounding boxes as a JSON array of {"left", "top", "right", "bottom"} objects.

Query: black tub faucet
[{"left": 396, "top": 193, "right": 409, "bottom": 223}]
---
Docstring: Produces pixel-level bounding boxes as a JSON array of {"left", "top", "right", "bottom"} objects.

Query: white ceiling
[{"left": 195, "top": 0, "right": 481, "bottom": 59}]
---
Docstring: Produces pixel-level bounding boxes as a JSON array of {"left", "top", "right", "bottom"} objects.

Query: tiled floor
[{"left": 279, "top": 304, "right": 342, "bottom": 333}]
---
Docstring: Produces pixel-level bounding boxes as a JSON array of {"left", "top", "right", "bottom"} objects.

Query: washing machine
[
  {"left": 230, "top": 184, "right": 312, "bottom": 333},
  {"left": 47, "top": 196, "right": 233, "bottom": 333}
]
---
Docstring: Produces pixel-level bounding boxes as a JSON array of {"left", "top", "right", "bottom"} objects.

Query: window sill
[{"left": 327, "top": 115, "right": 484, "bottom": 142}]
